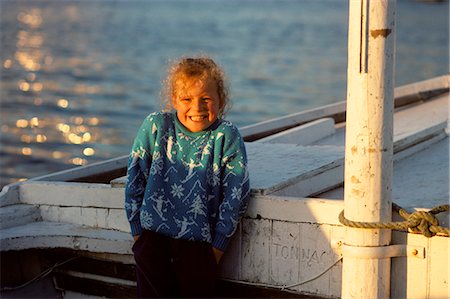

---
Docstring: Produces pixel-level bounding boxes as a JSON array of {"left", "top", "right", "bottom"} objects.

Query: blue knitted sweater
[{"left": 124, "top": 112, "right": 250, "bottom": 251}]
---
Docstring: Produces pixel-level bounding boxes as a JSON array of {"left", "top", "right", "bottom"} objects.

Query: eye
[
  {"left": 201, "top": 97, "right": 212, "bottom": 102},
  {"left": 181, "top": 98, "right": 191, "bottom": 102}
]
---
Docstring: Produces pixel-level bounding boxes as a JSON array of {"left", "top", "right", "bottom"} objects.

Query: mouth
[{"left": 189, "top": 115, "right": 208, "bottom": 122}]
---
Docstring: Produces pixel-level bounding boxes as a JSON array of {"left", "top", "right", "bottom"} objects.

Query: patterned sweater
[{"left": 124, "top": 112, "right": 250, "bottom": 251}]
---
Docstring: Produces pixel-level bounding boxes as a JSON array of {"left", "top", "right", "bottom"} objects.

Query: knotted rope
[{"left": 339, "top": 203, "right": 449, "bottom": 237}]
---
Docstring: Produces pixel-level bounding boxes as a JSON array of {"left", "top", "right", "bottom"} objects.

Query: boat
[
  {"left": 1, "top": 73, "right": 448, "bottom": 298},
  {"left": 1, "top": 2, "right": 449, "bottom": 297}
]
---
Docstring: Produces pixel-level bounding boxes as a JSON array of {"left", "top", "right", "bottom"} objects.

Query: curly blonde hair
[{"left": 160, "top": 55, "right": 231, "bottom": 118}]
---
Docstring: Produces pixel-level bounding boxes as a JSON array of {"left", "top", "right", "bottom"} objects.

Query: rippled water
[{"left": 0, "top": 0, "right": 448, "bottom": 187}]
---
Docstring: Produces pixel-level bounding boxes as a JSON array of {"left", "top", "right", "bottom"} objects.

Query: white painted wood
[
  {"left": 390, "top": 232, "right": 428, "bottom": 299},
  {"left": 394, "top": 74, "right": 449, "bottom": 102},
  {"left": 393, "top": 125, "right": 447, "bottom": 162},
  {"left": 297, "top": 224, "right": 332, "bottom": 295},
  {"left": 1, "top": 189, "right": 448, "bottom": 298},
  {"left": 38, "top": 205, "right": 129, "bottom": 232},
  {"left": 393, "top": 137, "right": 449, "bottom": 210},
  {"left": 0, "top": 183, "right": 21, "bottom": 207},
  {"left": 0, "top": 221, "right": 133, "bottom": 254},
  {"left": 0, "top": 72, "right": 446, "bottom": 299},
  {"left": 223, "top": 217, "right": 347, "bottom": 296},
  {"left": 272, "top": 162, "right": 343, "bottom": 197},
  {"left": 29, "top": 155, "right": 128, "bottom": 182},
  {"left": 240, "top": 218, "right": 271, "bottom": 283},
  {"left": 112, "top": 142, "right": 345, "bottom": 197},
  {"left": 58, "top": 270, "right": 137, "bottom": 287},
  {"left": 107, "top": 209, "right": 130, "bottom": 232},
  {"left": 316, "top": 130, "right": 448, "bottom": 208},
  {"left": 0, "top": 204, "right": 41, "bottom": 229},
  {"left": 391, "top": 232, "right": 449, "bottom": 299},
  {"left": 394, "top": 93, "right": 448, "bottom": 141},
  {"left": 342, "top": 1, "right": 396, "bottom": 298},
  {"left": 240, "top": 101, "right": 346, "bottom": 140},
  {"left": 329, "top": 226, "right": 345, "bottom": 298},
  {"left": 394, "top": 120, "right": 447, "bottom": 156},
  {"left": 428, "top": 236, "right": 450, "bottom": 299},
  {"left": 257, "top": 118, "right": 335, "bottom": 145},
  {"left": 242, "top": 143, "right": 344, "bottom": 196},
  {"left": 246, "top": 195, "right": 344, "bottom": 225},
  {"left": 19, "top": 181, "right": 124, "bottom": 209},
  {"left": 270, "top": 221, "right": 301, "bottom": 287}
]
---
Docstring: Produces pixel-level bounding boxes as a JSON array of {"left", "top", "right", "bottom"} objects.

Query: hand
[
  {"left": 212, "top": 247, "right": 224, "bottom": 264},
  {"left": 133, "top": 235, "right": 140, "bottom": 242}
]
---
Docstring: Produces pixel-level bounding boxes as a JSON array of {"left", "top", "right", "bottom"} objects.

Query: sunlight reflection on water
[{"left": 0, "top": 0, "right": 448, "bottom": 187}]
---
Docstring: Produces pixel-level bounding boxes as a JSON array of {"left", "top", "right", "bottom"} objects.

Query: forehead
[{"left": 174, "top": 77, "right": 217, "bottom": 96}]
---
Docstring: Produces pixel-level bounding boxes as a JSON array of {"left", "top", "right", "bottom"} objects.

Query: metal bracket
[{"left": 332, "top": 240, "right": 425, "bottom": 259}]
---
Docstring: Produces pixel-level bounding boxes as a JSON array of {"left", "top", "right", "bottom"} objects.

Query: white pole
[{"left": 342, "top": 0, "right": 396, "bottom": 298}]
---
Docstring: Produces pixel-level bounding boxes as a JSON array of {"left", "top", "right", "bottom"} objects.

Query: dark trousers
[{"left": 132, "top": 229, "right": 218, "bottom": 298}]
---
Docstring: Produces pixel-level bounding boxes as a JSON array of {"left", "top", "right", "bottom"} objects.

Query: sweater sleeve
[
  {"left": 124, "top": 116, "right": 153, "bottom": 236},
  {"left": 212, "top": 125, "right": 250, "bottom": 251}
]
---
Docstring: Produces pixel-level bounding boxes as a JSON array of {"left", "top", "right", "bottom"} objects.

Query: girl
[{"left": 124, "top": 56, "right": 250, "bottom": 298}]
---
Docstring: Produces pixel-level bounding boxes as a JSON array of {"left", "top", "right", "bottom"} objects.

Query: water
[{"left": 0, "top": 0, "right": 448, "bottom": 187}]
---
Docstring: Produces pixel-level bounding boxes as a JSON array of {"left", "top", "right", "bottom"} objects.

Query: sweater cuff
[
  {"left": 129, "top": 219, "right": 143, "bottom": 236},
  {"left": 212, "top": 232, "right": 230, "bottom": 252}
]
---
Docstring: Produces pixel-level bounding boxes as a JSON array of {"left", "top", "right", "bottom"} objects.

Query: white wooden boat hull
[{"left": 1, "top": 75, "right": 448, "bottom": 298}]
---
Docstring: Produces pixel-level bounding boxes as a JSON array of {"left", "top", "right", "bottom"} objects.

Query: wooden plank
[
  {"left": 240, "top": 218, "right": 271, "bottom": 283},
  {"left": 272, "top": 163, "right": 343, "bottom": 197},
  {"left": 391, "top": 232, "right": 430, "bottom": 299},
  {"left": 394, "top": 74, "right": 449, "bottom": 107},
  {"left": 270, "top": 221, "right": 301, "bottom": 288},
  {"left": 112, "top": 142, "right": 345, "bottom": 197},
  {"left": 0, "top": 221, "right": 133, "bottom": 254},
  {"left": 246, "top": 143, "right": 343, "bottom": 195},
  {"left": 428, "top": 232, "right": 450, "bottom": 298},
  {"left": 240, "top": 101, "right": 346, "bottom": 141},
  {"left": 19, "top": 181, "right": 124, "bottom": 209},
  {"left": 0, "top": 184, "right": 21, "bottom": 207},
  {"left": 394, "top": 121, "right": 447, "bottom": 155},
  {"left": 38, "top": 205, "right": 129, "bottom": 232},
  {"left": 297, "top": 224, "right": 331, "bottom": 295},
  {"left": 329, "top": 226, "right": 344, "bottom": 298},
  {"left": 30, "top": 155, "right": 128, "bottom": 183},
  {"left": 108, "top": 209, "right": 130, "bottom": 232},
  {"left": 394, "top": 93, "right": 448, "bottom": 141},
  {"left": 257, "top": 118, "right": 335, "bottom": 145},
  {"left": 393, "top": 136, "right": 449, "bottom": 210},
  {"left": 246, "top": 195, "right": 344, "bottom": 226},
  {"left": 0, "top": 204, "right": 41, "bottom": 229}
]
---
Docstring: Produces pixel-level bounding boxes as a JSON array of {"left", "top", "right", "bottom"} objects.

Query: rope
[
  {"left": 339, "top": 203, "right": 449, "bottom": 237},
  {"left": 1, "top": 256, "right": 79, "bottom": 292},
  {"left": 222, "top": 255, "right": 343, "bottom": 292}
]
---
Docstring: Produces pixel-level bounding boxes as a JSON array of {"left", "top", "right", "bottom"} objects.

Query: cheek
[
  {"left": 173, "top": 100, "right": 187, "bottom": 112},
  {"left": 210, "top": 102, "right": 220, "bottom": 114}
]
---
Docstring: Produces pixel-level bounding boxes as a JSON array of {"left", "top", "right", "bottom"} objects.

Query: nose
[{"left": 193, "top": 98, "right": 206, "bottom": 111}]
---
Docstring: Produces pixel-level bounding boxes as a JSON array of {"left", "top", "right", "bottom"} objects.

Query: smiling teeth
[{"left": 190, "top": 116, "right": 206, "bottom": 121}]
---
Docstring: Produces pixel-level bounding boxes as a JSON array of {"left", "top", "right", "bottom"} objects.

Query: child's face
[{"left": 172, "top": 79, "right": 221, "bottom": 132}]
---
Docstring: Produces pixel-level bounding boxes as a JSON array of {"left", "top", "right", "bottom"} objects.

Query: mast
[{"left": 342, "top": 0, "right": 396, "bottom": 298}]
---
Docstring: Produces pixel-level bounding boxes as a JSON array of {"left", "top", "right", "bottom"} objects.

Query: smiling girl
[{"left": 125, "top": 56, "right": 250, "bottom": 298}]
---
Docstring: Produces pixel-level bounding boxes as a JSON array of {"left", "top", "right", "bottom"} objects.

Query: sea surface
[{"left": 0, "top": 0, "right": 448, "bottom": 187}]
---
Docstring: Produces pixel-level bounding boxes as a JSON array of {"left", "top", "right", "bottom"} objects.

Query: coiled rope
[{"left": 339, "top": 203, "right": 449, "bottom": 237}]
